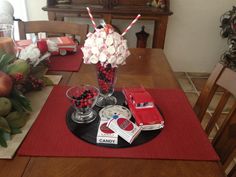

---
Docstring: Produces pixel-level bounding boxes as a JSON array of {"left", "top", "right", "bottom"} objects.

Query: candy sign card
[{"left": 96, "top": 120, "right": 118, "bottom": 144}]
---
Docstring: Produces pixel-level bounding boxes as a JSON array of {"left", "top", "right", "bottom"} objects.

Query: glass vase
[
  {"left": 66, "top": 85, "right": 99, "bottom": 123},
  {"left": 96, "top": 62, "right": 117, "bottom": 107},
  {"left": 0, "top": 24, "right": 15, "bottom": 55}
]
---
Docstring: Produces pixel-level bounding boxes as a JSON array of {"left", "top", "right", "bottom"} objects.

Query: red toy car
[
  {"left": 123, "top": 87, "right": 164, "bottom": 131},
  {"left": 16, "top": 36, "right": 77, "bottom": 56},
  {"left": 47, "top": 36, "right": 77, "bottom": 56}
]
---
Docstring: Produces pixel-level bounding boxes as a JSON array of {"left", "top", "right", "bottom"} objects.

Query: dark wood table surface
[{"left": 0, "top": 48, "right": 225, "bottom": 177}]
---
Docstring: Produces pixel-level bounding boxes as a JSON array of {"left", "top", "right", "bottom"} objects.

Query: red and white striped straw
[
  {"left": 121, "top": 14, "right": 141, "bottom": 36},
  {"left": 86, "top": 7, "right": 97, "bottom": 30}
]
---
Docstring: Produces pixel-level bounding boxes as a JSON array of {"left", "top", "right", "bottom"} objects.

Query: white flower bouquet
[
  {"left": 81, "top": 7, "right": 141, "bottom": 68},
  {"left": 19, "top": 39, "right": 58, "bottom": 67},
  {"left": 81, "top": 26, "right": 130, "bottom": 68}
]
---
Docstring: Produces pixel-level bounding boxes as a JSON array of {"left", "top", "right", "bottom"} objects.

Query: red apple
[{"left": 0, "top": 71, "right": 13, "bottom": 97}]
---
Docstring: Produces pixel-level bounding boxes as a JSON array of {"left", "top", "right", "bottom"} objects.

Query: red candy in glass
[
  {"left": 96, "top": 62, "right": 116, "bottom": 95},
  {"left": 66, "top": 85, "right": 99, "bottom": 123}
]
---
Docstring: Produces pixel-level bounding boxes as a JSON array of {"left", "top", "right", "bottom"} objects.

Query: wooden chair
[
  {"left": 224, "top": 149, "right": 236, "bottom": 177},
  {"left": 193, "top": 63, "right": 236, "bottom": 176},
  {"left": 18, "top": 20, "right": 89, "bottom": 44}
]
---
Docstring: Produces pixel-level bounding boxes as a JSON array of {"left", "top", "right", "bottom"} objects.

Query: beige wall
[
  {"left": 26, "top": 0, "right": 47, "bottom": 20},
  {"left": 164, "top": 0, "right": 235, "bottom": 72},
  {"left": 25, "top": 0, "right": 235, "bottom": 72}
]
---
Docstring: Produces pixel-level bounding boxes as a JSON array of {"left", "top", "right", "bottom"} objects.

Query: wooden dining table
[{"left": 0, "top": 48, "right": 225, "bottom": 177}]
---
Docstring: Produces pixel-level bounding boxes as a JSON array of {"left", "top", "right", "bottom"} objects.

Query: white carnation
[
  {"left": 107, "top": 46, "right": 115, "bottom": 55},
  {"left": 99, "top": 52, "right": 107, "bottom": 62},
  {"left": 19, "top": 44, "right": 40, "bottom": 61},
  {"left": 91, "top": 47, "right": 99, "bottom": 55},
  {"left": 108, "top": 56, "right": 116, "bottom": 64},
  {"left": 82, "top": 26, "right": 130, "bottom": 67},
  {"left": 96, "top": 38, "right": 104, "bottom": 47},
  {"left": 84, "top": 37, "right": 94, "bottom": 47},
  {"left": 28, "top": 48, "right": 41, "bottom": 59},
  {"left": 90, "top": 55, "right": 99, "bottom": 64},
  {"left": 116, "top": 56, "right": 124, "bottom": 65},
  {"left": 105, "top": 35, "right": 113, "bottom": 46},
  {"left": 19, "top": 43, "right": 51, "bottom": 67},
  {"left": 100, "top": 31, "right": 107, "bottom": 39}
]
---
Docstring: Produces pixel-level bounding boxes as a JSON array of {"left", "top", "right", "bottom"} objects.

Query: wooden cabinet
[{"left": 42, "top": 0, "right": 172, "bottom": 48}]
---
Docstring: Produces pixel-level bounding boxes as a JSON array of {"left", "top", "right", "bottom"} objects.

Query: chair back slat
[
  {"left": 228, "top": 165, "right": 236, "bottom": 177},
  {"left": 223, "top": 149, "right": 236, "bottom": 173},
  {"left": 205, "top": 90, "right": 230, "bottom": 135},
  {"left": 214, "top": 104, "right": 236, "bottom": 176},
  {"left": 214, "top": 102, "right": 235, "bottom": 143},
  {"left": 194, "top": 63, "right": 225, "bottom": 121}
]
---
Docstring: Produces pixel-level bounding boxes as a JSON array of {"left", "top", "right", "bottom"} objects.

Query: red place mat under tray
[{"left": 18, "top": 86, "right": 219, "bottom": 161}]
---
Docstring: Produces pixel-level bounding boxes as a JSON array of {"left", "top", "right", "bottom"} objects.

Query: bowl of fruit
[{"left": 66, "top": 85, "right": 99, "bottom": 124}]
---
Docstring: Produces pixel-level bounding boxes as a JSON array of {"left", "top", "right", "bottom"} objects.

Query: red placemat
[
  {"left": 18, "top": 86, "right": 219, "bottom": 161},
  {"left": 48, "top": 47, "right": 83, "bottom": 72}
]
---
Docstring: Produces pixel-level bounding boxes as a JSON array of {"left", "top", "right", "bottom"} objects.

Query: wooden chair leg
[{"left": 228, "top": 165, "right": 236, "bottom": 177}]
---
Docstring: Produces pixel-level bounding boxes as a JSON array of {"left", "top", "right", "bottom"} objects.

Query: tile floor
[{"left": 174, "top": 72, "right": 235, "bottom": 140}]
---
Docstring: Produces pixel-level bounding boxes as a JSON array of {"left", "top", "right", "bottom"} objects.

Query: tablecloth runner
[
  {"left": 18, "top": 85, "right": 219, "bottom": 161},
  {"left": 48, "top": 47, "right": 83, "bottom": 72}
]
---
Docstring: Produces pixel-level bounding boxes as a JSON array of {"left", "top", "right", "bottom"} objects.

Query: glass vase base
[
  {"left": 71, "top": 109, "right": 97, "bottom": 124},
  {"left": 96, "top": 95, "right": 117, "bottom": 107}
]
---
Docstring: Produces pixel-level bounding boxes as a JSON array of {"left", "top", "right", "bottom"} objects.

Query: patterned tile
[
  {"left": 177, "top": 77, "right": 195, "bottom": 92},
  {"left": 185, "top": 92, "right": 199, "bottom": 107},
  {"left": 187, "top": 72, "right": 210, "bottom": 78},
  {"left": 174, "top": 72, "right": 186, "bottom": 78},
  {"left": 191, "top": 78, "right": 207, "bottom": 92},
  {"left": 189, "top": 74, "right": 224, "bottom": 92}
]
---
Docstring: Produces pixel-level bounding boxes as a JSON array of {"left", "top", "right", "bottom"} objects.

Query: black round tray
[{"left": 66, "top": 91, "right": 163, "bottom": 148}]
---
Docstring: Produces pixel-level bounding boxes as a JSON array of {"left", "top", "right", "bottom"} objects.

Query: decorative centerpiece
[
  {"left": 0, "top": 25, "right": 58, "bottom": 147},
  {"left": 82, "top": 7, "right": 141, "bottom": 107},
  {"left": 66, "top": 85, "right": 99, "bottom": 123}
]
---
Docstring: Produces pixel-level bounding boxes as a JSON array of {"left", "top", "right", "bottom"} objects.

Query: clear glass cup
[
  {"left": 0, "top": 24, "right": 15, "bottom": 55},
  {"left": 66, "top": 85, "right": 99, "bottom": 124}
]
